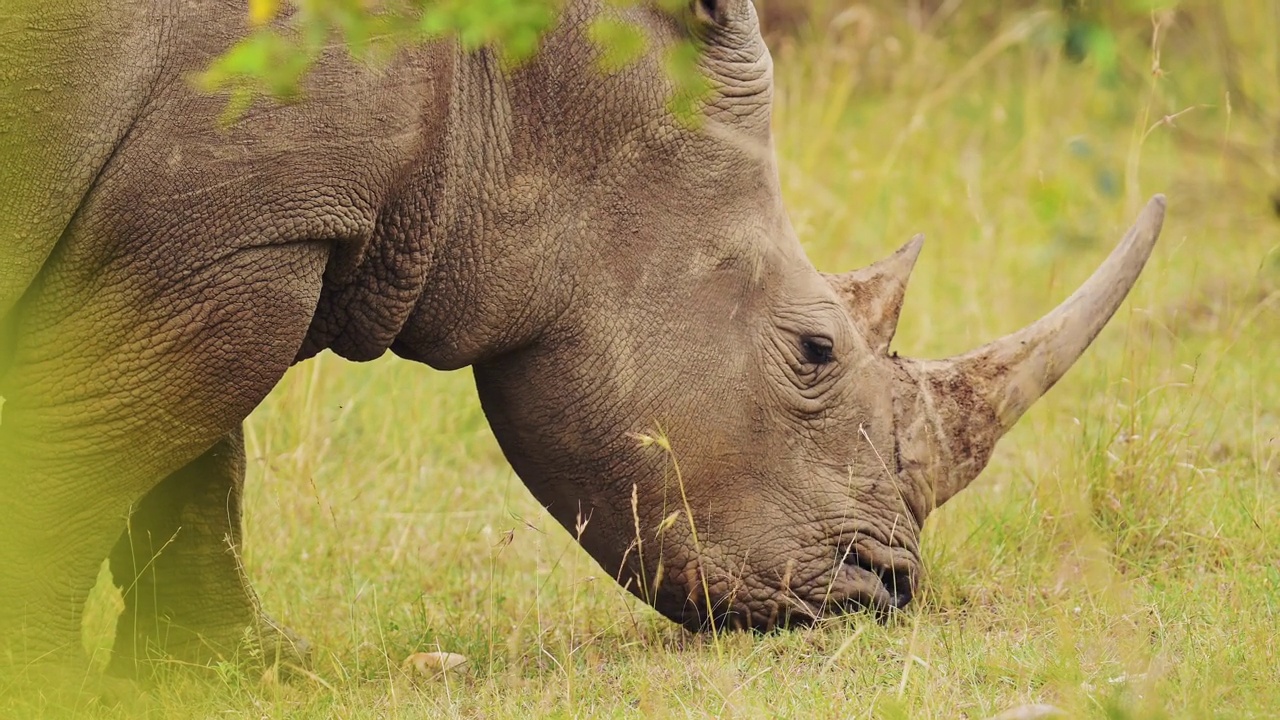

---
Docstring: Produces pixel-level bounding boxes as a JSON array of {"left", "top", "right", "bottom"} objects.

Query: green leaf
[
  {"left": 588, "top": 17, "right": 649, "bottom": 73},
  {"left": 664, "top": 39, "right": 712, "bottom": 125},
  {"left": 201, "top": 1, "right": 706, "bottom": 124}
]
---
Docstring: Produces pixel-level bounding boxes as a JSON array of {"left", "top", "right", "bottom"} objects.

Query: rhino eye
[{"left": 801, "top": 336, "right": 834, "bottom": 365}]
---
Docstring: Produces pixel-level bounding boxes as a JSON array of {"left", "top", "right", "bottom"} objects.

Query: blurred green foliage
[
  {"left": 1061, "top": 0, "right": 1181, "bottom": 77},
  {"left": 200, "top": 0, "right": 709, "bottom": 122}
]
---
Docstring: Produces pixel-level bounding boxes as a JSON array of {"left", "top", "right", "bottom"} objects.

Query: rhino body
[{"left": 0, "top": 0, "right": 1163, "bottom": 677}]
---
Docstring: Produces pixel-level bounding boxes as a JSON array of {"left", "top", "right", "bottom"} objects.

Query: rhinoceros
[{"left": 0, "top": 0, "right": 1163, "bottom": 676}]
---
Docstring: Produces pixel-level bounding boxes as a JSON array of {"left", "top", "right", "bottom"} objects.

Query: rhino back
[{"left": 0, "top": 0, "right": 163, "bottom": 324}]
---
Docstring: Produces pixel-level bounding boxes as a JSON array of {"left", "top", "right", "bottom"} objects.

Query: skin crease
[{"left": 0, "top": 0, "right": 1163, "bottom": 681}]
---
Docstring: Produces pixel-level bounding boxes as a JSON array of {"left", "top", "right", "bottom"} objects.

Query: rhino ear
[{"left": 692, "top": 0, "right": 731, "bottom": 24}]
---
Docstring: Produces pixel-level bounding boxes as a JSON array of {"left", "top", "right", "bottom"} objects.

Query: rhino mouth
[{"left": 665, "top": 538, "right": 918, "bottom": 633}]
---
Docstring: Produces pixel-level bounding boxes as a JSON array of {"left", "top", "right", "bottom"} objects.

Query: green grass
[{"left": 69, "top": 3, "right": 1280, "bottom": 717}]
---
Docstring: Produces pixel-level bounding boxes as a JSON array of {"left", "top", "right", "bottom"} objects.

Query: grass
[{"left": 62, "top": 2, "right": 1280, "bottom": 717}]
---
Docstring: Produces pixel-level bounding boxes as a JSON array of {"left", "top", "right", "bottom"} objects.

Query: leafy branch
[{"left": 198, "top": 0, "right": 711, "bottom": 123}]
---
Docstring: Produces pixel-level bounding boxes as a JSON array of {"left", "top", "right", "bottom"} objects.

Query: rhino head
[{"left": 466, "top": 0, "right": 1165, "bottom": 630}]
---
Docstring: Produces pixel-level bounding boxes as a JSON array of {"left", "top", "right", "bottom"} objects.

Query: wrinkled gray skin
[{"left": 0, "top": 0, "right": 1164, "bottom": 675}]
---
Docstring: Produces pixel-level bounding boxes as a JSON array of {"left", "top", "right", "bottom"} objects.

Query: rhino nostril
[
  {"left": 879, "top": 567, "right": 914, "bottom": 610},
  {"left": 841, "top": 549, "right": 915, "bottom": 611},
  {"left": 841, "top": 551, "right": 877, "bottom": 576},
  {"left": 839, "top": 545, "right": 911, "bottom": 607}
]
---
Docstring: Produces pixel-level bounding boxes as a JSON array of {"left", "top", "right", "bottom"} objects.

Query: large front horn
[{"left": 905, "top": 195, "right": 1166, "bottom": 506}]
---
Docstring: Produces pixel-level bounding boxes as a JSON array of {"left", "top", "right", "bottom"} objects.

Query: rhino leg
[
  {"left": 107, "top": 425, "right": 308, "bottom": 677},
  {"left": 0, "top": 238, "right": 327, "bottom": 678}
]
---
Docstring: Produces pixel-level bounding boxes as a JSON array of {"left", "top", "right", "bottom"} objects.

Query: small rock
[
  {"left": 986, "top": 705, "right": 1067, "bottom": 720},
  {"left": 403, "top": 651, "right": 468, "bottom": 678}
]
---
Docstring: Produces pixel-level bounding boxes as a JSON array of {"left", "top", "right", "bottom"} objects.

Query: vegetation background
[{"left": 45, "top": 0, "right": 1280, "bottom": 716}]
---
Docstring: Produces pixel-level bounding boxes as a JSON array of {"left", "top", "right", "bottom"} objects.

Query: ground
[{"left": 24, "top": 3, "right": 1280, "bottom": 718}]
